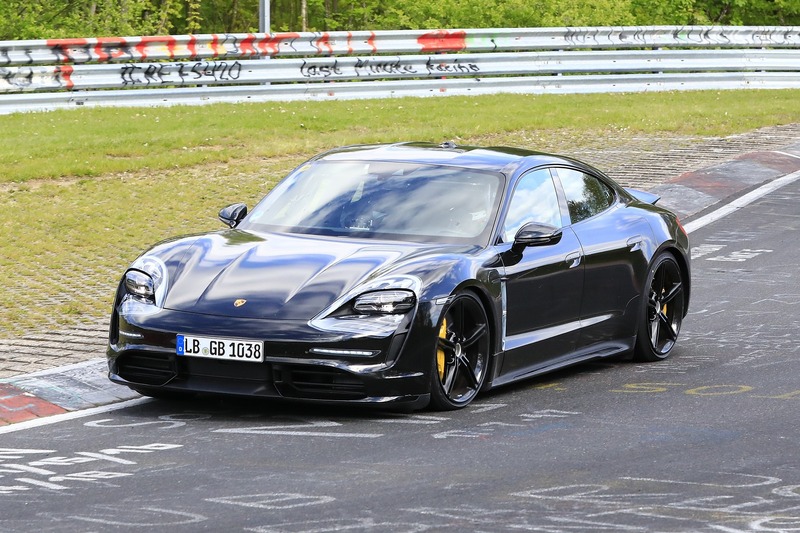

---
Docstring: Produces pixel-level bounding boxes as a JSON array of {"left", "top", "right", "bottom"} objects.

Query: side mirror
[
  {"left": 219, "top": 203, "right": 248, "bottom": 228},
  {"left": 511, "top": 222, "right": 562, "bottom": 254}
]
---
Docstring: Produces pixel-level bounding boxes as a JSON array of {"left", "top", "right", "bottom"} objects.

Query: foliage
[
  {"left": 348, "top": 0, "right": 639, "bottom": 30},
  {"left": 1, "top": 0, "right": 798, "bottom": 40},
  {"left": 0, "top": 0, "right": 180, "bottom": 39},
  {"left": 688, "top": 0, "right": 800, "bottom": 24}
]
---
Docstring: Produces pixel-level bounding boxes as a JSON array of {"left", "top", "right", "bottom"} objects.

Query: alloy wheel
[
  {"left": 646, "top": 256, "right": 685, "bottom": 357},
  {"left": 432, "top": 293, "right": 490, "bottom": 409}
]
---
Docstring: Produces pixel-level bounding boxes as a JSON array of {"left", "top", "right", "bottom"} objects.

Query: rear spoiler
[{"left": 625, "top": 188, "right": 660, "bottom": 205}]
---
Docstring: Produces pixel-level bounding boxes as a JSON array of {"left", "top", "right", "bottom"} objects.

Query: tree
[
  {"left": 695, "top": 0, "right": 800, "bottom": 25},
  {"left": 1, "top": 0, "right": 797, "bottom": 40}
]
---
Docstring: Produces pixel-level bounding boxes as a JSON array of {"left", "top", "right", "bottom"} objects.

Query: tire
[
  {"left": 634, "top": 251, "right": 686, "bottom": 362},
  {"left": 429, "top": 292, "right": 491, "bottom": 410}
]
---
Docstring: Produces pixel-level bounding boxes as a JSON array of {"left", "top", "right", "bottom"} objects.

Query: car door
[
  {"left": 499, "top": 168, "right": 585, "bottom": 378},
  {"left": 553, "top": 167, "right": 654, "bottom": 350}
]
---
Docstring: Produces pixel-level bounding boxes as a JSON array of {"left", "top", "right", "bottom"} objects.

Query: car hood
[{"left": 162, "top": 230, "right": 467, "bottom": 320}]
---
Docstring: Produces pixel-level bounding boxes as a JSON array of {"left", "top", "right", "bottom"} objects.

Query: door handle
[
  {"left": 627, "top": 236, "right": 643, "bottom": 252},
  {"left": 565, "top": 252, "right": 582, "bottom": 269}
]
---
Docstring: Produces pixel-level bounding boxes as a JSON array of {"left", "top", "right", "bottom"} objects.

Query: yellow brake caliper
[{"left": 437, "top": 318, "right": 448, "bottom": 380}]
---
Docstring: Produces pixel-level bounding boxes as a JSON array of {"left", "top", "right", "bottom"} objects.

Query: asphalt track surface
[{"left": 0, "top": 153, "right": 799, "bottom": 531}]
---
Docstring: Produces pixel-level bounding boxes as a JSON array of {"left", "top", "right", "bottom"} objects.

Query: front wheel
[
  {"left": 429, "top": 292, "right": 491, "bottom": 410},
  {"left": 634, "top": 252, "right": 686, "bottom": 362}
]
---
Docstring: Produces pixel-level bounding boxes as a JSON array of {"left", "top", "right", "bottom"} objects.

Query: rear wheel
[
  {"left": 429, "top": 292, "right": 490, "bottom": 410},
  {"left": 634, "top": 252, "right": 685, "bottom": 362}
]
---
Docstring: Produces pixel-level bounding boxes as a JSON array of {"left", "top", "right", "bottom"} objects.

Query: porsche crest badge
[{"left": 233, "top": 299, "right": 247, "bottom": 307}]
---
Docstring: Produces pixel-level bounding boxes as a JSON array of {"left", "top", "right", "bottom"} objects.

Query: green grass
[
  {"left": 3, "top": 90, "right": 799, "bottom": 184},
  {"left": 1, "top": 89, "right": 799, "bottom": 336}
]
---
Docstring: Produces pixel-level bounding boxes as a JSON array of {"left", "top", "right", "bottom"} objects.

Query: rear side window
[{"left": 555, "top": 168, "right": 615, "bottom": 224}]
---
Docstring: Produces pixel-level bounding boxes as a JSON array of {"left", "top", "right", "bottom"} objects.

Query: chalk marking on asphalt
[
  {"left": 215, "top": 430, "right": 383, "bottom": 438},
  {"left": 684, "top": 169, "right": 800, "bottom": 234},
  {"left": 0, "top": 397, "right": 151, "bottom": 435},
  {"left": 213, "top": 421, "right": 383, "bottom": 439}
]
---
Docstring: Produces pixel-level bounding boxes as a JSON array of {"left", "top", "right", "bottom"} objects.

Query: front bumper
[{"left": 108, "top": 305, "right": 434, "bottom": 409}]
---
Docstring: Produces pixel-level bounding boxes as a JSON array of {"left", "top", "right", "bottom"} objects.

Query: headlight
[
  {"left": 353, "top": 290, "right": 416, "bottom": 314},
  {"left": 309, "top": 276, "right": 421, "bottom": 337},
  {"left": 120, "top": 256, "right": 169, "bottom": 313},
  {"left": 124, "top": 269, "right": 155, "bottom": 304}
]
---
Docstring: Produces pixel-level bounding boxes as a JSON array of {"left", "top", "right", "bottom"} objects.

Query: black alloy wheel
[
  {"left": 635, "top": 252, "right": 685, "bottom": 362},
  {"left": 429, "top": 292, "right": 490, "bottom": 410}
]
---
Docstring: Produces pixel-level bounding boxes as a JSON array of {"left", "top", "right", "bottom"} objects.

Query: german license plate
[{"left": 176, "top": 334, "right": 264, "bottom": 363}]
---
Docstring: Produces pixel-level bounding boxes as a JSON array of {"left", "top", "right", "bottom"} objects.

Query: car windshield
[{"left": 243, "top": 160, "right": 504, "bottom": 244}]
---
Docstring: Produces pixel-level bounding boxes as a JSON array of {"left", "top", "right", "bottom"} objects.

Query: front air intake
[
  {"left": 273, "top": 365, "right": 366, "bottom": 400},
  {"left": 117, "top": 351, "right": 177, "bottom": 386}
]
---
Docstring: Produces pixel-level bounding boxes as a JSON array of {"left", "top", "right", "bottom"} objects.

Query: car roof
[{"left": 312, "top": 142, "right": 590, "bottom": 175}]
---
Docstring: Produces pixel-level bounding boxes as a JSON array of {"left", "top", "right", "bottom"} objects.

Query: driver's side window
[{"left": 502, "top": 169, "right": 561, "bottom": 242}]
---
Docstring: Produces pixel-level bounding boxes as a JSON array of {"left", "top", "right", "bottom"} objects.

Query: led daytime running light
[{"left": 309, "top": 348, "right": 379, "bottom": 357}]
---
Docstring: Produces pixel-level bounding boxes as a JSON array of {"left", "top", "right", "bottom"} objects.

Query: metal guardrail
[{"left": 1, "top": 26, "right": 799, "bottom": 114}]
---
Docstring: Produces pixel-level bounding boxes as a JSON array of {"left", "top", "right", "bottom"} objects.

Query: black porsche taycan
[{"left": 108, "top": 142, "right": 690, "bottom": 410}]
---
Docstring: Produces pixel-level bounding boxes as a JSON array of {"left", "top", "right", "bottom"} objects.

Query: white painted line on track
[
  {"left": 683, "top": 169, "right": 800, "bottom": 235},
  {"left": 775, "top": 151, "right": 800, "bottom": 160},
  {"left": 0, "top": 397, "right": 151, "bottom": 435}
]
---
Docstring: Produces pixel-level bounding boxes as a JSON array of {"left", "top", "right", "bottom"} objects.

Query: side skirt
[{"left": 488, "top": 337, "right": 636, "bottom": 389}]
